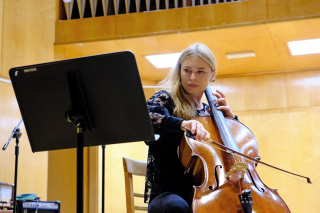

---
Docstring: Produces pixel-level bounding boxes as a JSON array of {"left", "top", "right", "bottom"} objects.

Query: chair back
[
  {"left": 0, "top": 182, "right": 14, "bottom": 210},
  {"left": 122, "top": 157, "right": 148, "bottom": 213}
]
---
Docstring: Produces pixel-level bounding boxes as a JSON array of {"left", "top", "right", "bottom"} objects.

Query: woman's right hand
[{"left": 181, "top": 120, "right": 210, "bottom": 142}]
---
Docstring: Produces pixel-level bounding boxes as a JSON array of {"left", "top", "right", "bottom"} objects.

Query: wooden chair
[{"left": 122, "top": 157, "right": 148, "bottom": 213}]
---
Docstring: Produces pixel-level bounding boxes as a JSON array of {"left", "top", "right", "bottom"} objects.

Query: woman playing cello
[{"left": 144, "top": 43, "right": 237, "bottom": 213}]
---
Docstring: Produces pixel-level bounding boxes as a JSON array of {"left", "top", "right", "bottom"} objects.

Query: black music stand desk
[{"left": 9, "top": 51, "right": 155, "bottom": 213}]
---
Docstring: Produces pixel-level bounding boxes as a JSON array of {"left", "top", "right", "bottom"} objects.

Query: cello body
[{"left": 179, "top": 115, "right": 291, "bottom": 213}]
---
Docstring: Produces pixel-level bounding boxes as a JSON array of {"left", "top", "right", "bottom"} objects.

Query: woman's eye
[
  {"left": 184, "top": 69, "right": 190, "bottom": 73},
  {"left": 198, "top": 70, "right": 205, "bottom": 74}
]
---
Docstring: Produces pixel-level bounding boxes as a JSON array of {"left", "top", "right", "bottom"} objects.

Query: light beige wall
[
  {"left": 0, "top": 1, "right": 3, "bottom": 67},
  {"left": 55, "top": 0, "right": 320, "bottom": 44},
  {"left": 141, "top": 79, "right": 157, "bottom": 100},
  {"left": 0, "top": 0, "right": 56, "bottom": 78},
  {"left": 47, "top": 147, "right": 91, "bottom": 213},
  {"left": 0, "top": 0, "right": 56, "bottom": 203},
  {"left": 0, "top": 81, "right": 48, "bottom": 200}
]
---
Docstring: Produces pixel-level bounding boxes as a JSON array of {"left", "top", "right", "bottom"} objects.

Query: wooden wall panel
[
  {"left": 88, "top": 147, "right": 100, "bottom": 213},
  {"left": 54, "top": 17, "right": 320, "bottom": 83},
  {"left": 219, "top": 70, "right": 320, "bottom": 112},
  {"left": 286, "top": 72, "right": 311, "bottom": 108},
  {"left": 0, "top": 0, "right": 3, "bottom": 69},
  {"left": 141, "top": 79, "right": 157, "bottom": 100},
  {"left": 265, "top": 74, "right": 288, "bottom": 109},
  {"left": 242, "top": 110, "right": 320, "bottom": 212},
  {"left": 47, "top": 148, "right": 90, "bottom": 213},
  {"left": 308, "top": 71, "right": 320, "bottom": 106},
  {"left": 0, "top": 0, "right": 56, "bottom": 206},
  {"left": 55, "top": 0, "right": 320, "bottom": 44},
  {"left": 89, "top": 69, "right": 320, "bottom": 213},
  {"left": 215, "top": 69, "right": 320, "bottom": 213},
  {"left": 51, "top": 1, "right": 320, "bottom": 212},
  {"left": 0, "top": 0, "right": 55, "bottom": 78},
  {"left": 0, "top": 81, "right": 48, "bottom": 200}
]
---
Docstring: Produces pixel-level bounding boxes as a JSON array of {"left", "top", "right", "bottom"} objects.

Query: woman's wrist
[{"left": 180, "top": 120, "right": 186, "bottom": 131}]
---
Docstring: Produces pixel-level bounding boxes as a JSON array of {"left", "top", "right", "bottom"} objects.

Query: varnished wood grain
[
  {"left": 1, "top": 0, "right": 320, "bottom": 213},
  {"left": 0, "top": 0, "right": 56, "bottom": 210},
  {"left": 55, "top": 0, "right": 320, "bottom": 45},
  {"left": 0, "top": 0, "right": 3, "bottom": 67},
  {"left": 0, "top": 82, "right": 48, "bottom": 200},
  {"left": 0, "top": 0, "right": 55, "bottom": 78},
  {"left": 54, "top": 17, "right": 320, "bottom": 83}
]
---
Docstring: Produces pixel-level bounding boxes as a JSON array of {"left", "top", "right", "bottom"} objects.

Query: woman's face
[{"left": 180, "top": 55, "right": 216, "bottom": 99}]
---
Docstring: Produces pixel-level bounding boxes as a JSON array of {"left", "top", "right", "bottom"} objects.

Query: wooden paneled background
[
  {"left": 0, "top": 0, "right": 56, "bottom": 204},
  {"left": 213, "top": 71, "right": 320, "bottom": 212},
  {"left": 0, "top": 81, "right": 48, "bottom": 201},
  {"left": 1, "top": 0, "right": 320, "bottom": 213},
  {"left": 94, "top": 70, "right": 320, "bottom": 213}
]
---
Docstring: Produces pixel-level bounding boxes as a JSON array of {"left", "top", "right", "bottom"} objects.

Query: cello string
[
  {"left": 206, "top": 86, "right": 240, "bottom": 164},
  {"left": 182, "top": 125, "right": 239, "bottom": 163},
  {"left": 203, "top": 138, "right": 252, "bottom": 190},
  {"left": 211, "top": 108, "right": 240, "bottom": 164},
  {"left": 214, "top": 112, "right": 246, "bottom": 165}
]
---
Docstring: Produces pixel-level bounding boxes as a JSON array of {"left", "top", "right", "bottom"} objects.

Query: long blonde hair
[{"left": 159, "top": 43, "right": 217, "bottom": 120}]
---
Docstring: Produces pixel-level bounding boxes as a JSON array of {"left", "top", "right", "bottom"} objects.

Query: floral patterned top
[{"left": 144, "top": 90, "right": 210, "bottom": 204}]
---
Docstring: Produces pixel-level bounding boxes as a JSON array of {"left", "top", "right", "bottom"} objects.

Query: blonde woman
[{"left": 145, "top": 43, "right": 237, "bottom": 213}]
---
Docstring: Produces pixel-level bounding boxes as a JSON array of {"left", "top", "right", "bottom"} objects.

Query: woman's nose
[{"left": 190, "top": 73, "right": 196, "bottom": 80}]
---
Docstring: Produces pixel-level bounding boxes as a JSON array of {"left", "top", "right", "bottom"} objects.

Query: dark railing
[{"left": 61, "top": 0, "right": 246, "bottom": 20}]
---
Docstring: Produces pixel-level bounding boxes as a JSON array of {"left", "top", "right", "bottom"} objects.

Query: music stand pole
[
  {"left": 102, "top": 145, "right": 105, "bottom": 213},
  {"left": 2, "top": 118, "right": 23, "bottom": 213},
  {"left": 77, "top": 126, "right": 84, "bottom": 213},
  {"left": 65, "top": 71, "right": 92, "bottom": 213}
]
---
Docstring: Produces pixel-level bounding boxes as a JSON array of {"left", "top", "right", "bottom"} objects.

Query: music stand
[{"left": 9, "top": 51, "right": 155, "bottom": 213}]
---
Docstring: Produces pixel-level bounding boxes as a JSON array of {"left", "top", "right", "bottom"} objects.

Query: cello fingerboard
[{"left": 205, "top": 86, "right": 240, "bottom": 153}]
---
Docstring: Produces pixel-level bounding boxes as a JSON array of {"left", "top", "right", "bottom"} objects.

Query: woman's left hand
[{"left": 213, "top": 89, "right": 235, "bottom": 119}]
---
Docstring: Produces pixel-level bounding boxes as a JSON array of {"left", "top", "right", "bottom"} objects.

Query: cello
[{"left": 179, "top": 86, "right": 311, "bottom": 213}]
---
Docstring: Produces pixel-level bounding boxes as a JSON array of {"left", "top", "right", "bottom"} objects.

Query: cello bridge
[{"left": 225, "top": 162, "right": 248, "bottom": 179}]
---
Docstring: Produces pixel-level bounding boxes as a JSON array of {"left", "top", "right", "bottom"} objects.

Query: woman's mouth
[{"left": 188, "top": 84, "right": 198, "bottom": 88}]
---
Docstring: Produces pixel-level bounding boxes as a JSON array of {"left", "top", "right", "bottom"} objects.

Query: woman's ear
[{"left": 210, "top": 70, "right": 216, "bottom": 82}]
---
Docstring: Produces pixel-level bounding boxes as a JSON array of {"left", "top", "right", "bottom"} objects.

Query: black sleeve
[{"left": 147, "top": 90, "right": 184, "bottom": 134}]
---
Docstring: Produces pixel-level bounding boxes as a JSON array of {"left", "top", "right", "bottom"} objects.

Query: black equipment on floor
[{"left": 16, "top": 200, "right": 60, "bottom": 213}]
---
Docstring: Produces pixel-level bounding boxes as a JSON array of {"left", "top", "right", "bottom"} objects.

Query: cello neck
[{"left": 205, "top": 86, "right": 240, "bottom": 152}]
